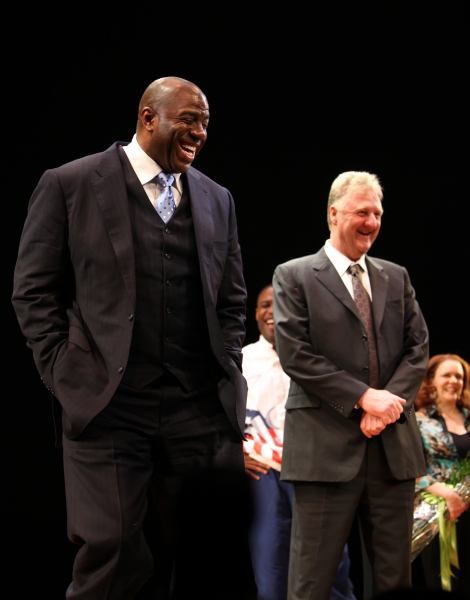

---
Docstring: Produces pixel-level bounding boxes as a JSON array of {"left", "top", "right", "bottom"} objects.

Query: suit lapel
[
  {"left": 186, "top": 169, "right": 214, "bottom": 303},
  {"left": 92, "top": 143, "right": 136, "bottom": 309},
  {"left": 313, "top": 248, "right": 361, "bottom": 320},
  {"left": 367, "top": 256, "right": 389, "bottom": 333}
]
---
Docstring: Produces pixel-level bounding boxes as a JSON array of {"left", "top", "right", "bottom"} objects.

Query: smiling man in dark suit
[
  {"left": 273, "top": 172, "right": 429, "bottom": 600},
  {"left": 12, "top": 77, "right": 248, "bottom": 598}
]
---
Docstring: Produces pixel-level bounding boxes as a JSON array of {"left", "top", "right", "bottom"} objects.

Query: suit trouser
[
  {"left": 62, "top": 375, "right": 244, "bottom": 600},
  {"left": 249, "top": 468, "right": 356, "bottom": 600},
  {"left": 288, "top": 436, "right": 415, "bottom": 600}
]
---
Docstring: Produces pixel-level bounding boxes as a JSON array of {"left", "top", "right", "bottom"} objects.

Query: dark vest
[{"left": 118, "top": 148, "right": 216, "bottom": 391}]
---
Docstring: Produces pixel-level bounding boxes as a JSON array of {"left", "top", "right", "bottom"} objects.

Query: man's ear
[
  {"left": 139, "top": 107, "right": 158, "bottom": 132},
  {"left": 330, "top": 205, "right": 338, "bottom": 226}
]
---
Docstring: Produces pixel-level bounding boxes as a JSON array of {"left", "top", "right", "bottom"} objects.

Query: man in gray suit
[
  {"left": 273, "top": 172, "right": 428, "bottom": 600},
  {"left": 12, "top": 77, "right": 247, "bottom": 598}
]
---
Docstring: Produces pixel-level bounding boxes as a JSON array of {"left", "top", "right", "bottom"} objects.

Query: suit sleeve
[
  {"left": 383, "top": 267, "right": 429, "bottom": 420},
  {"left": 12, "top": 169, "right": 72, "bottom": 390},
  {"left": 215, "top": 190, "right": 247, "bottom": 371},
  {"left": 273, "top": 263, "right": 368, "bottom": 417}
]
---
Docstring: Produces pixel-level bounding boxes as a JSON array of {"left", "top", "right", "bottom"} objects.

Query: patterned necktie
[
  {"left": 347, "top": 264, "right": 380, "bottom": 388},
  {"left": 155, "top": 172, "right": 176, "bottom": 223}
]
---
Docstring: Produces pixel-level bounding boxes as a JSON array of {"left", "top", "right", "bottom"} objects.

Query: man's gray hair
[{"left": 327, "top": 171, "right": 383, "bottom": 230}]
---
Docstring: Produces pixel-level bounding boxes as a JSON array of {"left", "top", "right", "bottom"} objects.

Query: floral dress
[
  {"left": 415, "top": 405, "right": 470, "bottom": 493},
  {"left": 414, "top": 405, "right": 470, "bottom": 593}
]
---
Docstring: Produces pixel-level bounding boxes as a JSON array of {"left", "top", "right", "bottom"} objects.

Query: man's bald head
[
  {"left": 137, "top": 77, "right": 207, "bottom": 124},
  {"left": 135, "top": 76, "right": 210, "bottom": 173}
]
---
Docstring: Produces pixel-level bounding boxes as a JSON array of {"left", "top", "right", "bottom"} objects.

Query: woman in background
[{"left": 415, "top": 354, "right": 470, "bottom": 594}]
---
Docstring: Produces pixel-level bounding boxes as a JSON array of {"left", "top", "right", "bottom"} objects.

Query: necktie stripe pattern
[
  {"left": 155, "top": 172, "right": 176, "bottom": 223},
  {"left": 347, "top": 264, "right": 380, "bottom": 388}
]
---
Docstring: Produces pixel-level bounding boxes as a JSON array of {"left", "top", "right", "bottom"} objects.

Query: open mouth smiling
[{"left": 180, "top": 143, "right": 196, "bottom": 159}]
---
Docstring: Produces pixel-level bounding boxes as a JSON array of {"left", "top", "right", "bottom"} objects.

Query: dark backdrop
[{"left": 5, "top": 3, "right": 467, "bottom": 596}]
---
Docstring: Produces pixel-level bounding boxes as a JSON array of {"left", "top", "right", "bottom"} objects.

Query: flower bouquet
[{"left": 411, "top": 458, "right": 470, "bottom": 590}]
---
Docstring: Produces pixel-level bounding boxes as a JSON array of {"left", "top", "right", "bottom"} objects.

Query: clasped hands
[{"left": 357, "top": 389, "right": 406, "bottom": 438}]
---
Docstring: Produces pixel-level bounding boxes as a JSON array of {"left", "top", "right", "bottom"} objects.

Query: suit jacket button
[
  {"left": 165, "top": 253, "right": 171, "bottom": 259},
  {"left": 128, "top": 314, "right": 134, "bottom": 321},
  {"left": 118, "top": 366, "right": 124, "bottom": 373},
  {"left": 362, "top": 334, "right": 367, "bottom": 341},
  {"left": 165, "top": 227, "right": 171, "bottom": 234},
  {"left": 363, "top": 366, "right": 369, "bottom": 372},
  {"left": 166, "top": 307, "right": 171, "bottom": 313}
]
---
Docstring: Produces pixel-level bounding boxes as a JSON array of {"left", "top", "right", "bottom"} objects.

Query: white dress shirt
[
  {"left": 324, "top": 239, "right": 372, "bottom": 300},
  {"left": 122, "top": 134, "right": 183, "bottom": 208}
]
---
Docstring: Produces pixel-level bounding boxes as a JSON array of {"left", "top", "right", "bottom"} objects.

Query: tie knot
[
  {"left": 156, "top": 172, "right": 174, "bottom": 188},
  {"left": 348, "top": 264, "right": 363, "bottom": 277}
]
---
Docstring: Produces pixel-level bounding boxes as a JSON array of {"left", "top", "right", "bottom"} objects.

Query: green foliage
[{"left": 448, "top": 458, "right": 470, "bottom": 487}]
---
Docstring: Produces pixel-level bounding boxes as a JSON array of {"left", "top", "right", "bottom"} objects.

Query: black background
[{"left": 5, "top": 2, "right": 468, "bottom": 596}]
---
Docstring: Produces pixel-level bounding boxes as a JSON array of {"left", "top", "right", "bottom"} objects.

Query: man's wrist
[{"left": 355, "top": 391, "right": 367, "bottom": 409}]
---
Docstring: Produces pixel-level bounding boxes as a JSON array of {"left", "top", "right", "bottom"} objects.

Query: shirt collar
[
  {"left": 426, "top": 404, "right": 470, "bottom": 421},
  {"left": 425, "top": 405, "right": 440, "bottom": 418},
  {"left": 258, "top": 334, "right": 277, "bottom": 354},
  {"left": 325, "top": 239, "right": 368, "bottom": 278},
  {"left": 123, "top": 134, "right": 182, "bottom": 192}
]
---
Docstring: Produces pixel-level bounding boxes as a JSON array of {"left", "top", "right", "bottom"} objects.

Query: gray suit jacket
[
  {"left": 273, "top": 246, "right": 428, "bottom": 483},
  {"left": 12, "top": 143, "right": 247, "bottom": 439}
]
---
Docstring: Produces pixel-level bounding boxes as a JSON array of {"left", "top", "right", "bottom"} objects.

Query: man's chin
[
  {"left": 355, "top": 240, "right": 373, "bottom": 255},
  {"left": 172, "top": 161, "right": 192, "bottom": 174},
  {"left": 261, "top": 332, "right": 276, "bottom": 346}
]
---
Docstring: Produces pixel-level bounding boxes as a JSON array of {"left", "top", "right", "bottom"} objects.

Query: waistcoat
[{"left": 118, "top": 148, "right": 215, "bottom": 391}]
